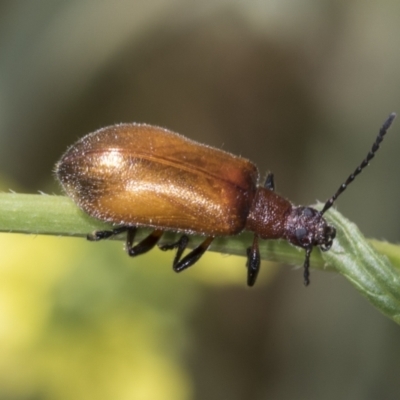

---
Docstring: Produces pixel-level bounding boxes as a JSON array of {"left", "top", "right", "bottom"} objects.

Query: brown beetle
[{"left": 55, "top": 114, "right": 395, "bottom": 286}]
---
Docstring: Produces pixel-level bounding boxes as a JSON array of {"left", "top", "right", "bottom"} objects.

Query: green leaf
[{"left": 321, "top": 207, "right": 400, "bottom": 324}]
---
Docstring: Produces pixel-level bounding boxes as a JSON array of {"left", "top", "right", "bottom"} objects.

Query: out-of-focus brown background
[{"left": 0, "top": 1, "right": 400, "bottom": 399}]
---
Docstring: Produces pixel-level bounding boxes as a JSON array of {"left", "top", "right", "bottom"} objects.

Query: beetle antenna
[{"left": 321, "top": 112, "right": 396, "bottom": 215}]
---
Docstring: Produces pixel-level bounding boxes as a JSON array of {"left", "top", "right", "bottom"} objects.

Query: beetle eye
[{"left": 295, "top": 227, "right": 308, "bottom": 244}]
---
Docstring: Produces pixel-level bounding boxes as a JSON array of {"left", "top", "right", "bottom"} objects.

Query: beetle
[{"left": 55, "top": 113, "right": 396, "bottom": 286}]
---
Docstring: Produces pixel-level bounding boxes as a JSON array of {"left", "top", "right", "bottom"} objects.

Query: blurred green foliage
[
  {"left": 0, "top": 234, "right": 192, "bottom": 399},
  {"left": 0, "top": 230, "right": 276, "bottom": 399}
]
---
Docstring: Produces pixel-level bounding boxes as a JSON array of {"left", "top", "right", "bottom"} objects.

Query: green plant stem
[
  {"left": 0, "top": 193, "right": 316, "bottom": 267},
  {"left": 1, "top": 193, "right": 400, "bottom": 323}
]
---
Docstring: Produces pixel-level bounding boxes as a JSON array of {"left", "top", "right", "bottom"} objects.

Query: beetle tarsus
[
  {"left": 87, "top": 226, "right": 129, "bottom": 241},
  {"left": 246, "top": 235, "right": 260, "bottom": 286}
]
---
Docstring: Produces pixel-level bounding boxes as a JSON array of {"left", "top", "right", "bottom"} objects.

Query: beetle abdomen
[{"left": 56, "top": 124, "right": 258, "bottom": 235}]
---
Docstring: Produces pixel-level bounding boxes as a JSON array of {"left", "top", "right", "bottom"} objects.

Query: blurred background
[{"left": 0, "top": 1, "right": 400, "bottom": 399}]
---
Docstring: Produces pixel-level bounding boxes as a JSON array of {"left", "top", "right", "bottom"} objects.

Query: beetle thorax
[{"left": 285, "top": 206, "right": 336, "bottom": 251}]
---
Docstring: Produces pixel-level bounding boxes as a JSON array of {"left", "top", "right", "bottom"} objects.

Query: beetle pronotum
[{"left": 56, "top": 113, "right": 396, "bottom": 286}]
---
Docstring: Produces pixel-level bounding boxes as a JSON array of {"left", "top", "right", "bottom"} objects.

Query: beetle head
[
  {"left": 285, "top": 206, "right": 336, "bottom": 286},
  {"left": 288, "top": 113, "right": 394, "bottom": 286},
  {"left": 286, "top": 206, "right": 336, "bottom": 251}
]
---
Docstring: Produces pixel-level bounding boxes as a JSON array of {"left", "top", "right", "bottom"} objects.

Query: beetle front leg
[{"left": 246, "top": 235, "right": 260, "bottom": 286}]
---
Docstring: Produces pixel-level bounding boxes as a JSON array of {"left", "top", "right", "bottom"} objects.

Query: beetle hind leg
[{"left": 159, "top": 236, "right": 214, "bottom": 272}]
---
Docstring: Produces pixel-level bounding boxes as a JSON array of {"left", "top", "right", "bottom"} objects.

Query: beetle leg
[
  {"left": 172, "top": 237, "right": 214, "bottom": 272},
  {"left": 87, "top": 226, "right": 129, "bottom": 241},
  {"left": 158, "top": 235, "right": 190, "bottom": 266},
  {"left": 303, "top": 247, "right": 312, "bottom": 286},
  {"left": 126, "top": 229, "right": 164, "bottom": 257},
  {"left": 246, "top": 235, "right": 260, "bottom": 286},
  {"left": 264, "top": 173, "right": 275, "bottom": 191},
  {"left": 159, "top": 236, "right": 214, "bottom": 272}
]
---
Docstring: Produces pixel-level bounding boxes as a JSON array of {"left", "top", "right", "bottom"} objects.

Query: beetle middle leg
[
  {"left": 159, "top": 236, "right": 214, "bottom": 272},
  {"left": 246, "top": 234, "right": 260, "bottom": 286},
  {"left": 126, "top": 228, "right": 164, "bottom": 256}
]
